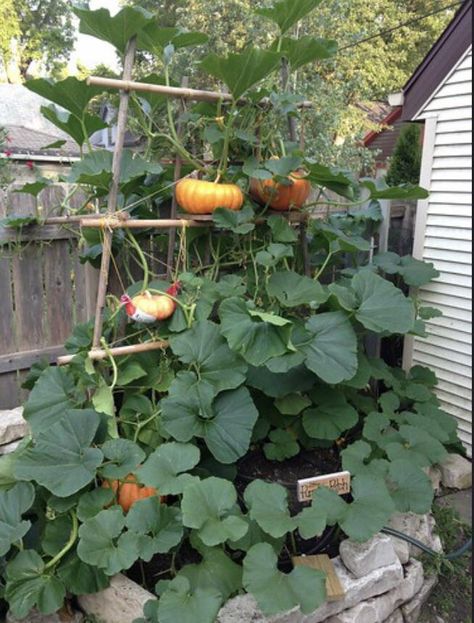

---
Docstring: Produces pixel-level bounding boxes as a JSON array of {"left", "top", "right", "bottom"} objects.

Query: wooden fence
[{"left": 0, "top": 185, "right": 99, "bottom": 408}]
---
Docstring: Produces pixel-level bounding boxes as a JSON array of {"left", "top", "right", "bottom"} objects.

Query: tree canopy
[{"left": 0, "top": 0, "right": 76, "bottom": 83}]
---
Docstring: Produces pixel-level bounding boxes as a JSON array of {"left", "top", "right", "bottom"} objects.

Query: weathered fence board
[{"left": 0, "top": 184, "right": 99, "bottom": 408}]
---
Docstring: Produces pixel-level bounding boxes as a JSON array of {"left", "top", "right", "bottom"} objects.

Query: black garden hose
[{"left": 381, "top": 526, "right": 473, "bottom": 560}]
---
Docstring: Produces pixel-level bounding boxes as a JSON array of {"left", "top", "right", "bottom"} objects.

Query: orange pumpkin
[
  {"left": 176, "top": 179, "right": 244, "bottom": 215},
  {"left": 103, "top": 474, "right": 165, "bottom": 513},
  {"left": 121, "top": 291, "right": 176, "bottom": 324},
  {"left": 250, "top": 171, "right": 311, "bottom": 211}
]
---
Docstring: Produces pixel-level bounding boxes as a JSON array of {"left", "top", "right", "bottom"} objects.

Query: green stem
[
  {"left": 216, "top": 101, "right": 237, "bottom": 181},
  {"left": 80, "top": 118, "right": 93, "bottom": 153},
  {"left": 44, "top": 512, "right": 78, "bottom": 571},
  {"left": 314, "top": 251, "right": 334, "bottom": 281},
  {"left": 305, "top": 197, "right": 369, "bottom": 210},
  {"left": 289, "top": 531, "right": 298, "bottom": 556},
  {"left": 100, "top": 338, "right": 118, "bottom": 391},
  {"left": 127, "top": 231, "right": 150, "bottom": 292}
]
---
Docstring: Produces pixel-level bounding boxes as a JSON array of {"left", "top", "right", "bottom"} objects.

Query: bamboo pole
[
  {"left": 80, "top": 218, "right": 212, "bottom": 229},
  {"left": 87, "top": 76, "right": 313, "bottom": 109},
  {"left": 92, "top": 37, "right": 137, "bottom": 348},
  {"left": 57, "top": 340, "right": 169, "bottom": 366}
]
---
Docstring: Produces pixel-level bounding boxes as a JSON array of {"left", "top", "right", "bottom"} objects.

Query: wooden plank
[
  {"left": 0, "top": 373, "right": 21, "bottom": 409},
  {"left": 0, "top": 345, "right": 66, "bottom": 373},
  {"left": 11, "top": 243, "right": 46, "bottom": 350},
  {"left": 38, "top": 185, "right": 66, "bottom": 218},
  {"left": 44, "top": 240, "right": 74, "bottom": 344},
  {"left": 292, "top": 556, "right": 345, "bottom": 601},
  {"left": 0, "top": 257, "right": 16, "bottom": 356},
  {"left": 0, "top": 224, "right": 78, "bottom": 243}
]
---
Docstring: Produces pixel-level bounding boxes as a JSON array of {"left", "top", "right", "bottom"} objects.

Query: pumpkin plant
[{"left": 0, "top": 3, "right": 464, "bottom": 622}]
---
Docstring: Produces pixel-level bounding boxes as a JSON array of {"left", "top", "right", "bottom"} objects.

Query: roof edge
[{"left": 363, "top": 107, "right": 403, "bottom": 146}]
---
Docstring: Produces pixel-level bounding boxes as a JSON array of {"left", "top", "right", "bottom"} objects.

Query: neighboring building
[
  {"left": 363, "top": 106, "right": 404, "bottom": 175},
  {"left": 401, "top": 0, "right": 472, "bottom": 456},
  {"left": 0, "top": 84, "right": 80, "bottom": 181}
]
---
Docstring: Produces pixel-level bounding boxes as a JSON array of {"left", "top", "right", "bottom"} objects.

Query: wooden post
[
  {"left": 92, "top": 37, "right": 137, "bottom": 348},
  {"left": 167, "top": 76, "right": 189, "bottom": 280}
]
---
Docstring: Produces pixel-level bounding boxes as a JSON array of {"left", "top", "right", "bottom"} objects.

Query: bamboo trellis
[{"left": 57, "top": 36, "right": 314, "bottom": 365}]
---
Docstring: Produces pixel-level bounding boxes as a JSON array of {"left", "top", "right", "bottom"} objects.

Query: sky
[{"left": 71, "top": 0, "right": 122, "bottom": 72}]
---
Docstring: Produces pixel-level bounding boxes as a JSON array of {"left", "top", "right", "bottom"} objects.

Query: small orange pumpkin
[
  {"left": 250, "top": 171, "right": 311, "bottom": 211},
  {"left": 121, "top": 291, "right": 176, "bottom": 324},
  {"left": 103, "top": 474, "right": 165, "bottom": 513},
  {"left": 176, "top": 179, "right": 244, "bottom": 215}
]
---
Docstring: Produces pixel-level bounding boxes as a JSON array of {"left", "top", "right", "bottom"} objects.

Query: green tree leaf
[
  {"left": 267, "top": 271, "right": 329, "bottom": 308},
  {"left": 100, "top": 439, "right": 146, "bottom": 480},
  {"left": 352, "top": 271, "right": 416, "bottom": 334},
  {"left": 243, "top": 543, "right": 327, "bottom": 615},
  {"left": 5, "top": 551, "right": 66, "bottom": 619},
  {"left": 200, "top": 47, "right": 281, "bottom": 99},
  {"left": 219, "top": 298, "right": 293, "bottom": 366},
  {"left": 126, "top": 498, "right": 183, "bottom": 561},
  {"left": 181, "top": 478, "right": 248, "bottom": 546},
  {"left": 138, "top": 443, "right": 200, "bottom": 495},
  {"left": 74, "top": 6, "right": 153, "bottom": 53},
  {"left": 170, "top": 321, "right": 248, "bottom": 392},
  {"left": 0, "top": 483, "right": 35, "bottom": 556},
  {"left": 302, "top": 312, "right": 358, "bottom": 383},
  {"left": 387, "top": 460, "right": 434, "bottom": 514},
  {"left": 244, "top": 480, "right": 295, "bottom": 538},
  {"left": 256, "top": 0, "right": 324, "bottom": 34},
  {"left": 158, "top": 576, "right": 222, "bottom": 623},
  {"left": 14, "top": 411, "right": 103, "bottom": 498},
  {"left": 23, "top": 367, "right": 76, "bottom": 437},
  {"left": 77, "top": 508, "right": 140, "bottom": 576}
]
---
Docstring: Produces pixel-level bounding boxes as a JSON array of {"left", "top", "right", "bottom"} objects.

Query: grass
[{"left": 420, "top": 502, "right": 472, "bottom": 623}]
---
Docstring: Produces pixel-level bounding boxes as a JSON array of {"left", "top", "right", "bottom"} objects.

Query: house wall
[{"left": 404, "top": 47, "right": 473, "bottom": 456}]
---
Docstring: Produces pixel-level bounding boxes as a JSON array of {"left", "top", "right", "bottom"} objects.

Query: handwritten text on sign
[{"left": 297, "top": 471, "right": 351, "bottom": 503}]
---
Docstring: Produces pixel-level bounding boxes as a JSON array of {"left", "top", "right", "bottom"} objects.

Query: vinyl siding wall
[{"left": 405, "top": 47, "right": 473, "bottom": 456}]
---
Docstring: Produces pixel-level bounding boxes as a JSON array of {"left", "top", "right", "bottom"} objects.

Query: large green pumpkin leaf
[
  {"left": 244, "top": 480, "right": 295, "bottom": 538},
  {"left": 362, "top": 180, "right": 429, "bottom": 201},
  {"left": 200, "top": 47, "right": 281, "bottom": 99},
  {"left": 170, "top": 321, "right": 248, "bottom": 392},
  {"left": 179, "top": 544, "right": 242, "bottom": 602},
  {"left": 126, "top": 498, "right": 183, "bottom": 561},
  {"left": 138, "top": 25, "right": 208, "bottom": 54},
  {"left": 219, "top": 298, "right": 293, "bottom": 366},
  {"left": 256, "top": 0, "right": 323, "bottom": 34},
  {"left": 14, "top": 411, "right": 103, "bottom": 498},
  {"left": 267, "top": 271, "right": 329, "bottom": 308},
  {"left": 57, "top": 552, "right": 110, "bottom": 595},
  {"left": 23, "top": 367, "right": 76, "bottom": 437},
  {"left": 138, "top": 443, "right": 200, "bottom": 495},
  {"left": 387, "top": 460, "right": 434, "bottom": 514},
  {"left": 340, "top": 475, "right": 395, "bottom": 543},
  {"left": 77, "top": 489, "right": 115, "bottom": 522},
  {"left": 280, "top": 36, "right": 338, "bottom": 70},
  {"left": 100, "top": 439, "right": 145, "bottom": 480},
  {"left": 399, "top": 425, "right": 448, "bottom": 465},
  {"left": 303, "top": 393, "right": 358, "bottom": 441},
  {"left": 25, "top": 77, "right": 104, "bottom": 119},
  {"left": 181, "top": 478, "right": 248, "bottom": 546},
  {"left": 264, "top": 429, "right": 300, "bottom": 462},
  {"left": 162, "top": 382, "right": 258, "bottom": 464},
  {"left": 5, "top": 551, "right": 66, "bottom": 619},
  {"left": 0, "top": 483, "right": 35, "bottom": 556},
  {"left": 77, "top": 508, "right": 140, "bottom": 576},
  {"left": 158, "top": 576, "right": 222, "bottom": 623},
  {"left": 352, "top": 271, "right": 416, "bottom": 334},
  {"left": 74, "top": 6, "right": 153, "bottom": 53},
  {"left": 341, "top": 441, "right": 389, "bottom": 478},
  {"left": 243, "top": 543, "right": 327, "bottom": 616},
  {"left": 41, "top": 105, "right": 107, "bottom": 147},
  {"left": 302, "top": 312, "right": 358, "bottom": 383},
  {"left": 247, "top": 364, "right": 315, "bottom": 397}
]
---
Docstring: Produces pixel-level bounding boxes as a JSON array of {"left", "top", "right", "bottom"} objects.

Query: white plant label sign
[{"left": 297, "top": 471, "right": 351, "bottom": 503}]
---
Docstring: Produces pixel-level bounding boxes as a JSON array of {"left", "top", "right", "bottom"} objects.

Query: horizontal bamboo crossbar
[
  {"left": 87, "top": 76, "right": 313, "bottom": 109},
  {"left": 57, "top": 340, "right": 169, "bottom": 366}
]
